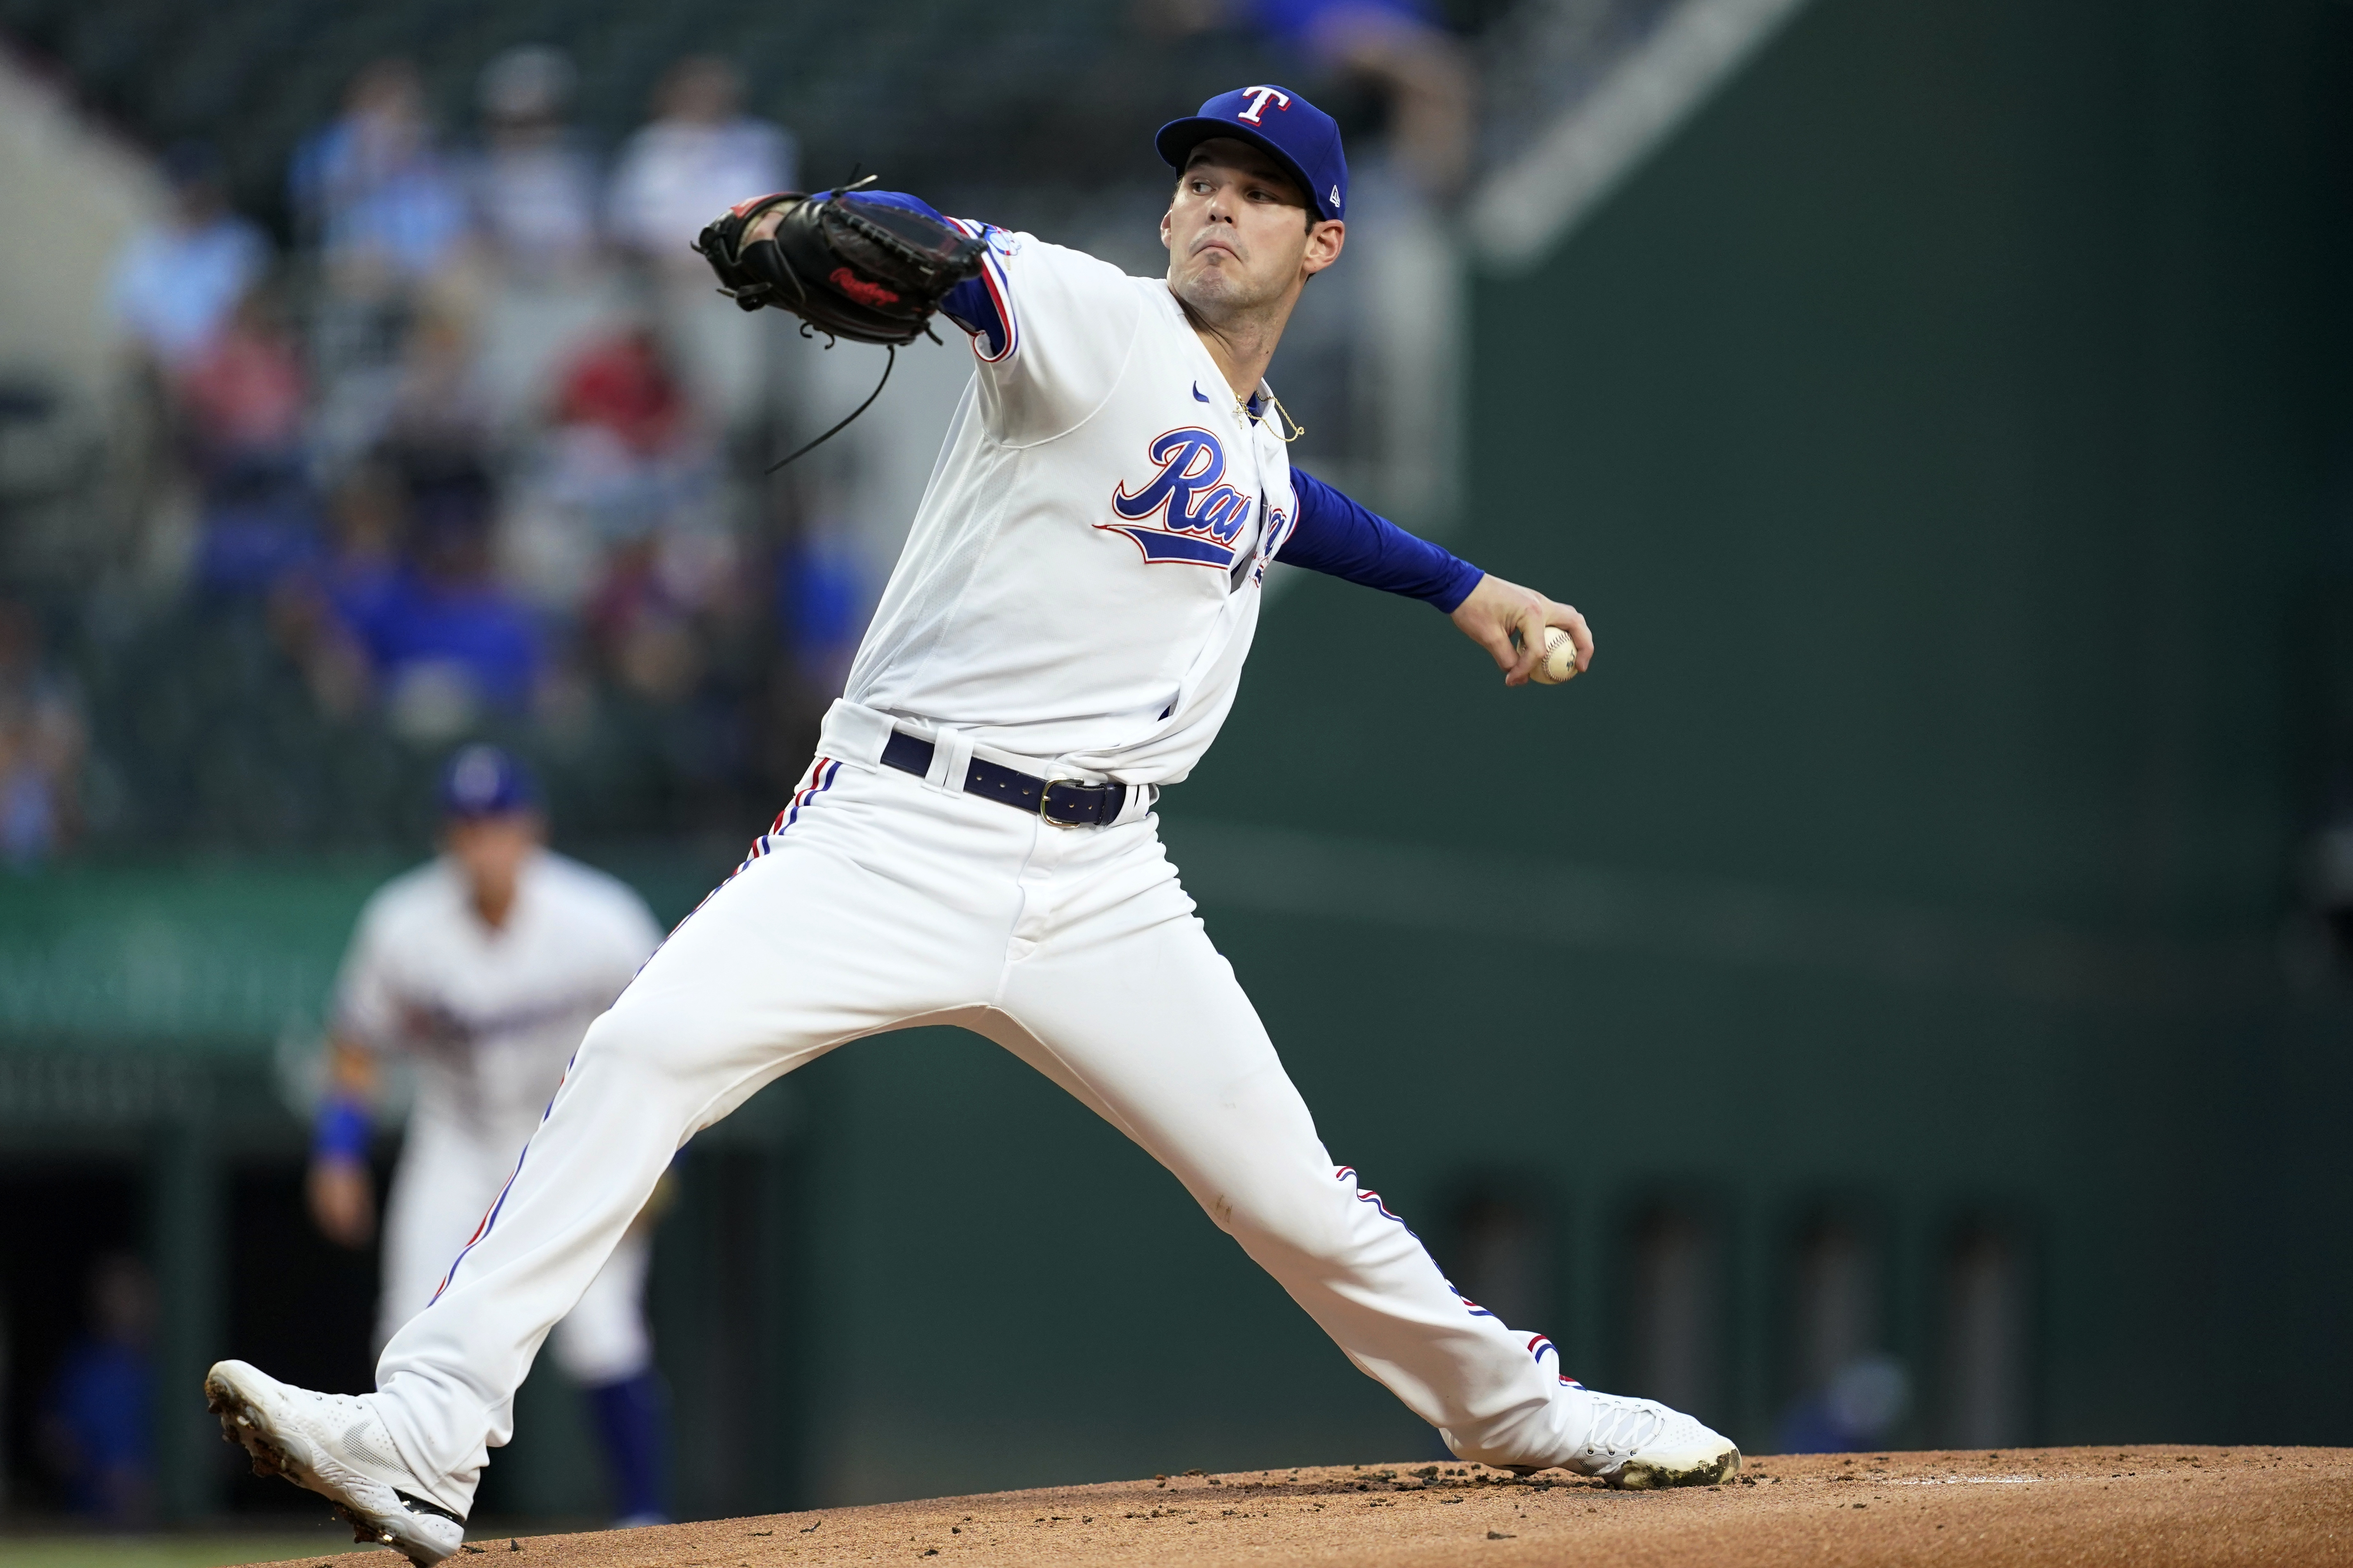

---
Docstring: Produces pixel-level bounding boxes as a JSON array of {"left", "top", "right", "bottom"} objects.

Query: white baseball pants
[
  {"left": 379, "top": 1117, "right": 653, "bottom": 1387},
  {"left": 372, "top": 701, "right": 1598, "bottom": 1511}
]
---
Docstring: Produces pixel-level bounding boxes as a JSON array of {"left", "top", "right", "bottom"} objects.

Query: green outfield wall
[{"left": 5, "top": 0, "right": 2352, "bottom": 1522}]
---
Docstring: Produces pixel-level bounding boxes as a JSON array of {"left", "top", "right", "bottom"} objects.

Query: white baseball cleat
[
  {"left": 1559, "top": 1389, "right": 1742, "bottom": 1489},
  {"left": 204, "top": 1359, "right": 467, "bottom": 1566}
]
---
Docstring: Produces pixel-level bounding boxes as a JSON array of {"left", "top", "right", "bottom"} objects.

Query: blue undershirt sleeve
[{"left": 1278, "top": 467, "right": 1485, "bottom": 612}]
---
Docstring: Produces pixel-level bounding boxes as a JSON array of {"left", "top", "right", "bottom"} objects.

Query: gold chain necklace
[{"left": 1240, "top": 390, "right": 1306, "bottom": 444}]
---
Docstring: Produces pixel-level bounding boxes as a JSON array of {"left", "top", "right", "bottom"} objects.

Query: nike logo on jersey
[{"left": 1100, "top": 427, "right": 1254, "bottom": 568}]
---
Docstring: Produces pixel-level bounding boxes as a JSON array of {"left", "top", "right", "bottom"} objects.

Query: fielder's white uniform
[
  {"left": 336, "top": 850, "right": 664, "bottom": 1388},
  {"left": 371, "top": 226, "right": 1605, "bottom": 1508}
]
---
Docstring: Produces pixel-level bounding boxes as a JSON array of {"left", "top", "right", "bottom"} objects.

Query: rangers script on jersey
[{"left": 842, "top": 216, "right": 1299, "bottom": 786}]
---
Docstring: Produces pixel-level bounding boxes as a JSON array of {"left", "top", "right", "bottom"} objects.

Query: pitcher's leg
[
  {"left": 986, "top": 888, "right": 1587, "bottom": 1470},
  {"left": 374, "top": 1126, "right": 503, "bottom": 1356},
  {"left": 372, "top": 776, "right": 1007, "bottom": 1508}
]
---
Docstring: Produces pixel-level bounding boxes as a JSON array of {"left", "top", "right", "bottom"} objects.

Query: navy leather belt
[{"left": 880, "top": 730, "right": 1127, "bottom": 828}]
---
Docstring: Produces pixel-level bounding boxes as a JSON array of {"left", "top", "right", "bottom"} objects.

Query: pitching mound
[{"left": 256, "top": 1446, "right": 2347, "bottom": 1567}]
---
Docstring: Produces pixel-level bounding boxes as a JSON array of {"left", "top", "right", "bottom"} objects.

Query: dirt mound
[{"left": 250, "top": 1446, "right": 2350, "bottom": 1567}]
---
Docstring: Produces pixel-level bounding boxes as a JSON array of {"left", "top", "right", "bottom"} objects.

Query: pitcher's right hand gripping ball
[
  {"left": 693, "top": 188, "right": 986, "bottom": 347},
  {"left": 1532, "top": 626, "right": 1582, "bottom": 684}
]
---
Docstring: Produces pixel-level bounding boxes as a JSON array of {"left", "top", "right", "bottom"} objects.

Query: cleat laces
[{"left": 1579, "top": 1391, "right": 1669, "bottom": 1460}]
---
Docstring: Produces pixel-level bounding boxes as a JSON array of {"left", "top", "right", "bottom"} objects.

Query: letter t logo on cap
[{"left": 1237, "top": 86, "right": 1292, "bottom": 125}]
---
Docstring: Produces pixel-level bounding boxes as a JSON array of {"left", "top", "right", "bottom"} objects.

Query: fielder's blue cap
[
  {"left": 438, "top": 743, "right": 537, "bottom": 819},
  {"left": 1156, "top": 84, "right": 1347, "bottom": 222}
]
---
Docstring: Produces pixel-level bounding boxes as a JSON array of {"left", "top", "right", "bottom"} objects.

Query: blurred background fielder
[{"left": 309, "top": 743, "right": 669, "bottom": 1526}]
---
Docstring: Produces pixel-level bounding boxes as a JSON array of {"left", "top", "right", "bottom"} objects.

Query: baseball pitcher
[{"left": 210, "top": 87, "right": 1738, "bottom": 1562}]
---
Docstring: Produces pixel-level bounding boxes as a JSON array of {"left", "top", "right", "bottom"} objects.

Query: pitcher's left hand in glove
[{"left": 694, "top": 186, "right": 986, "bottom": 347}]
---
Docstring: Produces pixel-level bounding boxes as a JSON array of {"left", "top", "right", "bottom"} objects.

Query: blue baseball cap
[
  {"left": 438, "top": 744, "right": 538, "bottom": 819},
  {"left": 1156, "top": 85, "right": 1347, "bottom": 222}
]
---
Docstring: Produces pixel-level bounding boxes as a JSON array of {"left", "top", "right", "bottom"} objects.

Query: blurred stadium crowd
[{"left": 98, "top": 52, "right": 810, "bottom": 851}]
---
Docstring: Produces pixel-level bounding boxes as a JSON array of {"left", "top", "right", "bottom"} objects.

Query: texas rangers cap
[
  {"left": 1156, "top": 85, "right": 1347, "bottom": 222},
  {"left": 438, "top": 743, "right": 538, "bottom": 819}
]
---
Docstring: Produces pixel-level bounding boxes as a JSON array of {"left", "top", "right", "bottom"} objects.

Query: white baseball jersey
[
  {"left": 843, "top": 224, "right": 1299, "bottom": 786},
  {"left": 335, "top": 850, "right": 663, "bottom": 1158}
]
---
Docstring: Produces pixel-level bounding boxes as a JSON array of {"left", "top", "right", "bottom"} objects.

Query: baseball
[{"left": 1531, "top": 626, "right": 1581, "bottom": 684}]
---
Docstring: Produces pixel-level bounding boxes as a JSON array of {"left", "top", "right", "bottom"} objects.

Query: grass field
[{"left": 0, "top": 1534, "right": 388, "bottom": 1568}]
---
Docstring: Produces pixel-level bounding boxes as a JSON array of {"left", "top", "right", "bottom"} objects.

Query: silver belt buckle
[{"left": 1038, "top": 777, "right": 1109, "bottom": 828}]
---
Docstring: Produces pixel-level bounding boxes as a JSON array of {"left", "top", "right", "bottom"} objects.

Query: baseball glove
[{"left": 693, "top": 182, "right": 987, "bottom": 347}]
